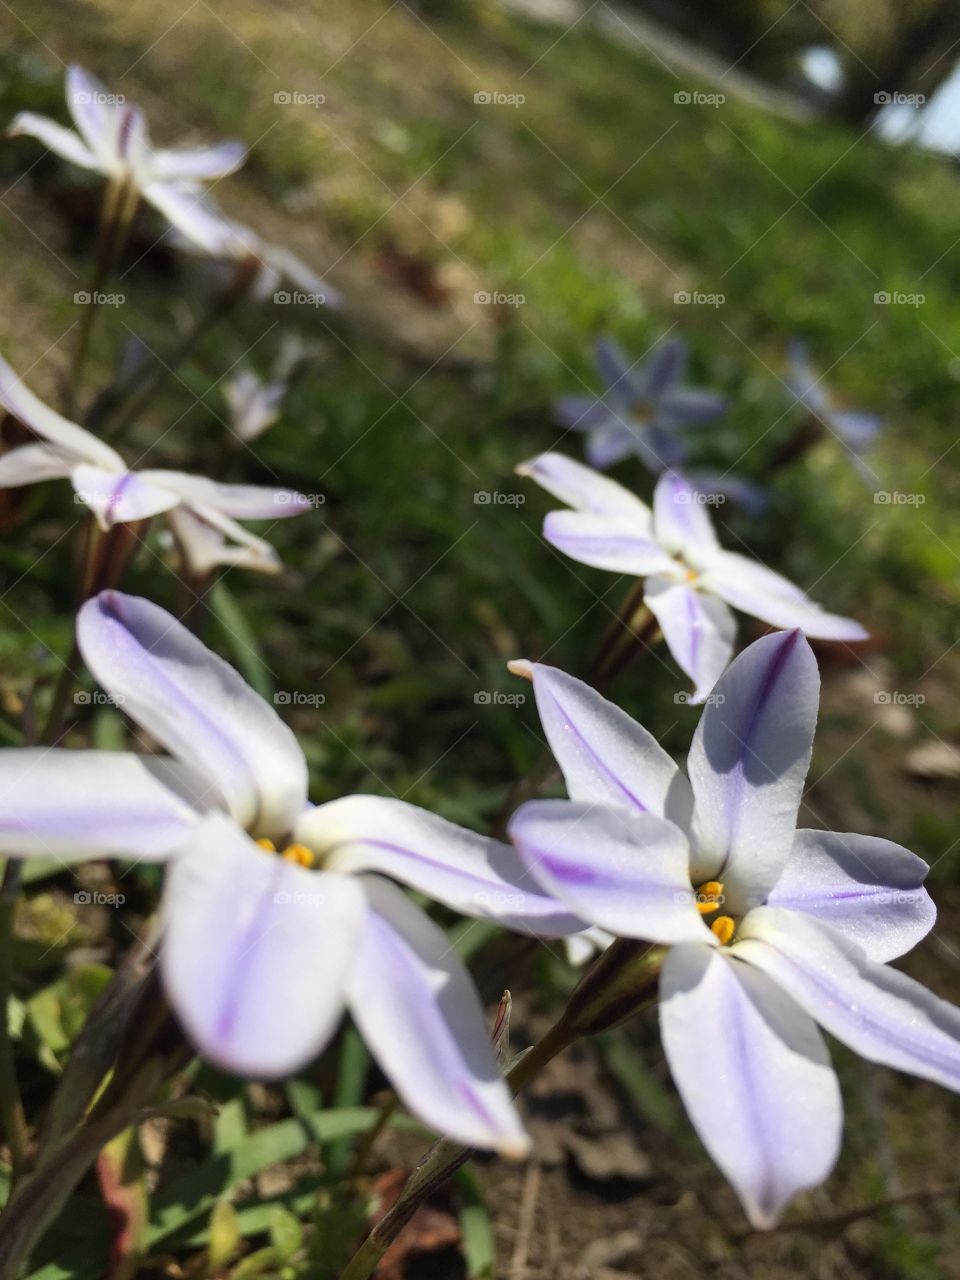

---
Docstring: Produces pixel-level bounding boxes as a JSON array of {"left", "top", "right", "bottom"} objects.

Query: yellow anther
[
  {"left": 711, "top": 916, "right": 736, "bottom": 946},
  {"left": 280, "top": 843, "right": 314, "bottom": 868},
  {"left": 256, "top": 838, "right": 277, "bottom": 853},
  {"left": 694, "top": 880, "right": 724, "bottom": 914},
  {"left": 685, "top": 568, "right": 699, "bottom": 584}
]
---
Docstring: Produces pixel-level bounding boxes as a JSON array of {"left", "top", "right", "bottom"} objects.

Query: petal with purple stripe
[
  {"left": 347, "top": 875, "right": 529, "bottom": 1154},
  {"left": 652, "top": 472, "right": 720, "bottom": 564},
  {"left": 766, "top": 830, "right": 935, "bottom": 962},
  {"left": 78, "top": 591, "right": 307, "bottom": 838},
  {"left": 516, "top": 452, "right": 651, "bottom": 518},
  {"left": 686, "top": 629, "right": 818, "bottom": 906},
  {"left": 0, "top": 749, "right": 200, "bottom": 861},
  {"left": 543, "top": 511, "right": 675, "bottom": 576},
  {"left": 508, "top": 799, "right": 709, "bottom": 944},
  {"left": 644, "top": 576, "right": 735, "bottom": 704},
  {"left": 735, "top": 908, "right": 960, "bottom": 1094},
  {"left": 161, "top": 814, "right": 364, "bottom": 1077},
  {"left": 660, "top": 943, "right": 841, "bottom": 1229},
  {"left": 510, "top": 660, "right": 693, "bottom": 824},
  {"left": 297, "top": 795, "right": 582, "bottom": 935}
]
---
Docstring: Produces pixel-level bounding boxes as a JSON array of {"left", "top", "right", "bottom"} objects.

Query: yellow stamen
[
  {"left": 256, "top": 838, "right": 277, "bottom": 853},
  {"left": 280, "top": 843, "right": 314, "bottom": 868},
  {"left": 685, "top": 568, "right": 699, "bottom": 584},
  {"left": 694, "top": 880, "right": 724, "bottom": 914},
  {"left": 711, "top": 916, "right": 736, "bottom": 946}
]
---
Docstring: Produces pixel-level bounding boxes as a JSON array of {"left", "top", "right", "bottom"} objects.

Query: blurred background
[{"left": 1, "top": 1, "right": 960, "bottom": 1276}]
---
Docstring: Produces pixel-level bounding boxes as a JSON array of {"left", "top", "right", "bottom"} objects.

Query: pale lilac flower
[
  {"left": 508, "top": 633, "right": 955, "bottom": 1227},
  {"left": 0, "top": 592, "right": 578, "bottom": 1150},
  {"left": 556, "top": 337, "right": 725, "bottom": 473},
  {"left": 223, "top": 369, "right": 286, "bottom": 443},
  {"left": 0, "top": 356, "right": 308, "bottom": 574},
  {"left": 518, "top": 452, "right": 866, "bottom": 700},
  {"left": 173, "top": 212, "right": 343, "bottom": 308},
  {"left": 8, "top": 65, "right": 245, "bottom": 254},
  {"left": 787, "top": 340, "right": 882, "bottom": 479}
]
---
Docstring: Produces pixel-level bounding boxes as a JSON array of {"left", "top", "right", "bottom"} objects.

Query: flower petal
[
  {"left": 543, "top": 511, "right": 676, "bottom": 576},
  {"left": 554, "top": 396, "right": 611, "bottom": 431},
  {"left": 643, "top": 577, "right": 736, "bottom": 704},
  {"left": 595, "top": 337, "right": 640, "bottom": 400},
  {"left": 296, "top": 795, "right": 581, "bottom": 935},
  {"left": 0, "top": 443, "right": 74, "bottom": 487},
  {"left": 686, "top": 629, "right": 818, "bottom": 907},
  {"left": 0, "top": 355, "right": 122, "bottom": 469},
  {"left": 735, "top": 907, "right": 960, "bottom": 1094},
  {"left": 508, "top": 799, "right": 709, "bottom": 944},
  {"left": 161, "top": 814, "right": 365, "bottom": 1078},
  {"left": 658, "top": 387, "right": 726, "bottom": 425},
  {"left": 8, "top": 112, "right": 99, "bottom": 170},
  {"left": 149, "top": 140, "right": 247, "bottom": 181},
  {"left": 510, "top": 660, "right": 693, "bottom": 824},
  {"left": 652, "top": 472, "right": 720, "bottom": 564},
  {"left": 65, "top": 65, "right": 117, "bottom": 166},
  {"left": 141, "top": 470, "right": 311, "bottom": 519},
  {"left": 70, "top": 465, "right": 181, "bottom": 530},
  {"left": 141, "top": 179, "right": 237, "bottom": 255},
  {"left": 660, "top": 943, "right": 841, "bottom": 1229},
  {"left": 766, "top": 830, "right": 935, "bottom": 962},
  {"left": 640, "top": 336, "right": 687, "bottom": 399},
  {"left": 830, "top": 410, "right": 881, "bottom": 450},
  {"left": 165, "top": 506, "right": 281, "bottom": 576},
  {"left": 584, "top": 421, "right": 639, "bottom": 470},
  {"left": 77, "top": 591, "right": 307, "bottom": 838},
  {"left": 347, "top": 876, "right": 529, "bottom": 1154},
  {"left": 516, "top": 452, "right": 651, "bottom": 517},
  {"left": 702, "top": 551, "right": 868, "bottom": 642},
  {"left": 0, "top": 749, "right": 200, "bottom": 861}
]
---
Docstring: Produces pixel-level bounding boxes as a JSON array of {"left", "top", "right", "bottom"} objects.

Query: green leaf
[
  {"left": 268, "top": 1205, "right": 303, "bottom": 1260},
  {"left": 455, "top": 1167, "right": 495, "bottom": 1279},
  {"left": 207, "top": 1199, "right": 241, "bottom": 1272},
  {"left": 209, "top": 581, "right": 274, "bottom": 700}
]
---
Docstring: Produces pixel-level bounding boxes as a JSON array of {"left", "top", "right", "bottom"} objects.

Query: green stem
[
  {"left": 0, "top": 859, "right": 29, "bottom": 1185},
  {"left": 100, "top": 256, "right": 258, "bottom": 442},
  {"left": 67, "top": 177, "right": 140, "bottom": 417}
]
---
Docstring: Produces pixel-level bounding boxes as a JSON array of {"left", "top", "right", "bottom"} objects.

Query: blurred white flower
[
  {"left": 0, "top": 355, "right": 309, "bottom": 574},
  {"left": 223, "top": 369, "right": 287, "bottom": 443},
  {"left": 8, "top": 64, "right": 245, "bottom": 254}
]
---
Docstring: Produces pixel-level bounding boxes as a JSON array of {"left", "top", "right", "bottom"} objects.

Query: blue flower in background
[
  {"left": 556, "top": 335, "right": 726, "bottom": 473},
  {"left": 786, "top": 340, "right": 882, "bottom": 479}
]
